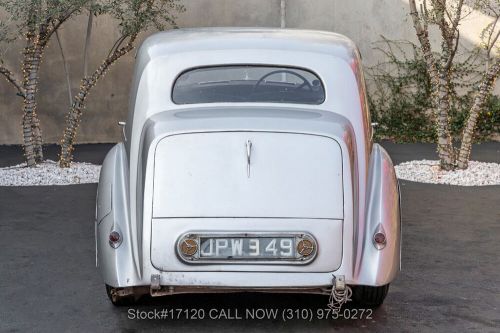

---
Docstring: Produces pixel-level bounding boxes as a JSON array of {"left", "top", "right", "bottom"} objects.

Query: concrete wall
[{"left": 0, "top": 0, "right": 497, "bottom": 144}]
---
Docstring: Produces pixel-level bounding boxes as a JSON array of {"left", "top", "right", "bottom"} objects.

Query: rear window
[{"left": 172, "top": 65, "right": 325, "bottom": 105}]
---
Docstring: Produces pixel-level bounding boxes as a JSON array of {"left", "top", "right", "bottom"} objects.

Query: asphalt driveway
[{"left": 0, "top": 142, "right": 499, "bottom": 332}]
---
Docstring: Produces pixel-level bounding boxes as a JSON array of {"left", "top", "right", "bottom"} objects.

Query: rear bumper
[
  {"left": 112, "top": 285, "right": 334, "bottom": 298},
  {"left": 109, "top": 272, "right": 347, "bottom": 297},
  {"left": 149, "top": 271, "right": 343, "bottom": 289}
]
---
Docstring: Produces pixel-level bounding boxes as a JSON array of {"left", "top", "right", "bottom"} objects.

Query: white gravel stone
[
  {"left": 2, "top": 158, "right": 498, "bottom": 187},
  {"left": 395, "top": 160, "right": 500, "bottom": 186},
  {"left": 0, "top": 160, "right": 101, "bottom": 186}
]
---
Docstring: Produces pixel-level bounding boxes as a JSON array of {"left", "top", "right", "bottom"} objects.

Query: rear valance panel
[{"left": 152, "top": 132, "right": 343, "bottom": 219}]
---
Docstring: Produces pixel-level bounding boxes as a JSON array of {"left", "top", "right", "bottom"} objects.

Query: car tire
[
  {"left": 105, "top": 285, "right": 136, "bottom": 306},
  {"left": 351, "top": 284, "right": 389, "bottom": 308}
]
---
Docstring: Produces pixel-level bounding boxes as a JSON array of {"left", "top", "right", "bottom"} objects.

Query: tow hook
[{"left": 328, "top": 275, "right": 352, "bottom": 313}]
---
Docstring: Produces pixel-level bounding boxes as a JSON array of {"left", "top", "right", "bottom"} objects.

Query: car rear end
[{"left": 96, "top": 28, "right": 401, "bottom": 307}]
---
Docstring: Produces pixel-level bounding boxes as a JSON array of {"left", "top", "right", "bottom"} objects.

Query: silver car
[{"left": 96, "top": 28, "right": 401, "bottom": 308}]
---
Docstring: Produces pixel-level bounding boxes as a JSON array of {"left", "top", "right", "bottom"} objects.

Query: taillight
[
  {"left": 109, "top": 230, "right": 122, "bottom": 248},
  {"left": 373, "top": 225, "right": 387, "bottom": 250}
]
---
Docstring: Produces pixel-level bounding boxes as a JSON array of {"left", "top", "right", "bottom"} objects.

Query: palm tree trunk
[
  {"left": 435, "top": 41, "right": 455, "bottom": 171},
  {"left": 21, "top": 32, "right": 44, "bottom": 166},
  {"left": 409, "top": 0, "right": 457, "bottom": 170},
  {"left": 435, "top": 75, "right": 455, "bottom": 170},
  {"left": 456, "top": 58, "right": 500, "bottom": 169},
  {"left": 32, "top": 24, "right": 52, "bottom": 163},
  {"left": 59, "top": 90, "right": 87, "bottom": 168},
  {"left": 21, "top": 3, "right": 47, "bottom": 165},
  {"left": 59, "top": 40, "right": 135, "bottom": 167}
]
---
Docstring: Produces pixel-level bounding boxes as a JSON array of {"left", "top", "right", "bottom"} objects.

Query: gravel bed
[
  {"left": 1, "top": 158, "right": 498, "bottom": 187},
  {"left": 395, "top": 160, "right": 500, "bottom": 186},
  {"left": 0, "top": 160, "right": 101, "bottom": 186}
]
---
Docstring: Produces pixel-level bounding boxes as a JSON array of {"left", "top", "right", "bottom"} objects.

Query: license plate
[
  {"left": 200, "top": 237, "right": 295, "bottom": 259},
  {"left": 177, "top": 233, "right": 317, "bottom": 264}
]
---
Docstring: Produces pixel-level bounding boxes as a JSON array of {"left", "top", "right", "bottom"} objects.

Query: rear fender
[
  {"left": 96, "top": 143, "right": 138, "bottom": 287},
  {"left": 355, "top": 143, "right": 401, "bottom": 286}
]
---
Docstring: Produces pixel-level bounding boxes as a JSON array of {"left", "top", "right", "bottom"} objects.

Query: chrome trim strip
[{"left": 246, "top": 139, "right": 252, "bottom": 178}]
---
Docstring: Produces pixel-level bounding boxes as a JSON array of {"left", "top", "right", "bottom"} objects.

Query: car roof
[{"left": 137, "top": 28, "right": 359, "bottom": 63}]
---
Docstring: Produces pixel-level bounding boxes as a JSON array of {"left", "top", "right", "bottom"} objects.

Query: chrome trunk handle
[{"left": 246, "top": 140, "right": 252, "bottom": 178}]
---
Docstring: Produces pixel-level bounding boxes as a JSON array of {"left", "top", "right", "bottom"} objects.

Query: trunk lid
[{"left": 152, "top": 131, "right": 343, "bottom": 219}]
